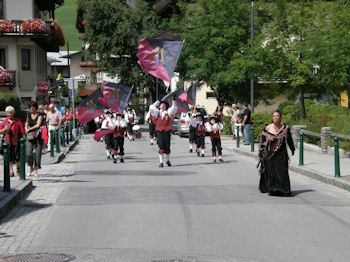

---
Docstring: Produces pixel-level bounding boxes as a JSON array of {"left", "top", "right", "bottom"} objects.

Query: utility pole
[{"left": 250, "top": 0, "right": 254, "bottom": 113}]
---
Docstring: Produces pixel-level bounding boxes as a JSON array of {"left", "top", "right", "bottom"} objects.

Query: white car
[{"left": 177, "top": 106, "right": 209, "bottom": 137}]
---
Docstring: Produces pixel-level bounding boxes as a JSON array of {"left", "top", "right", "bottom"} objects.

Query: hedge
[{"left": 0, "top": 92, "right": 26, "bottom": 121}]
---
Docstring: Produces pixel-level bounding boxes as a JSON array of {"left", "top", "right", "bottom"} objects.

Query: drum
[{"left": 132, "top": 125, "right": 140, "bottom": 131}]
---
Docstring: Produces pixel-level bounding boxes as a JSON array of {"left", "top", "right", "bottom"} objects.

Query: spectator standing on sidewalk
[
  {"left": 212, "top": 106, "right": 224, "bottom": 123},
  {"left": 241, "top": 102, "right": 252, "bottom": 145},
  {"left": 38, "top": 105, "right": 48, "bottom": 153},
  {"left": 258, "top": 110, "right": 295, "bottom": 196},
  {"left": 0, "top": 106, "right": 25, "bottom": 177},
  {"left": 231, "top": 104, "right": 240, "bottom": 140},
  {"left": 25, "top": 101, "right": 43, "bottom": 177},
  {"left": 46, "top": 104, "right": 62, "bottom": 152}
]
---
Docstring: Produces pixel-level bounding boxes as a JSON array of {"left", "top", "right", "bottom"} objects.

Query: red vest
[
  {"left": 150, "top": 115, "right": 157, "bottom": 125},
  {"left": 209, "top": 125, "right": 221, "bottom": 140},
  {"left": 155, "top": 112, "right": 173, "bottom": 132},
  {"left": 114, "top": 126, "right": 125, "bottom": 137},
  {"left": 196, "top": 124, "right": 206, "bottom": 136}
]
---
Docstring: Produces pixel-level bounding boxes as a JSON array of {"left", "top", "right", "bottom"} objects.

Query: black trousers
[
  {"left": 104, "top": 133, "right": 114, "bottom": 149},
  {"left": 189, "top": 128, "right": 196, "bottom": 143},
  {"left": 127, "top": 123, "right": 133, "bottom": 135},
  {"left": 157, "top": 130, "right": 171, "bottom": 154},
  {"left": 149, "top": 124, "right": 156, "bottom": 138},
  {"left": 196, "top": 135, "right": 205, "bottom": 149},
  {"left": 211, "top": 138, "right": 222, "bottom": 156},
  {"left": 113, "top": 136, "right": 124, "bottom": 155}
]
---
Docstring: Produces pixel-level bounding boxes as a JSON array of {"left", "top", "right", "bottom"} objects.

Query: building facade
[{"left": 0, "top": 0, "right": 64, "bottom": 107}]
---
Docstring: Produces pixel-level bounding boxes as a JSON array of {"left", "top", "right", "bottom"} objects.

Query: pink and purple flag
[
  {"left": 76, "top": 88, "right": 106, "bottom": 124},
  {"left": 98, "top": 81, "right": 133, "bottom": 113},
  {"left": 137, "top": 38, "right": 183, "bottom": 83},
  {"left": 178, "top": 82, "right": 198, "bottom": 105},
  {"left": 94, "top": 128, "right": 115, "bottom": 141},
  {"left": 161, "top": 88, "right": 189, "bottom": 114}
]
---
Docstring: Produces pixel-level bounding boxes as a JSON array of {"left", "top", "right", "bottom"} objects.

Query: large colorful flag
[
  {"left": 161, "top": 88, "right": 189, "bottom": 114},
  {"left": 76, "top": 88, "right": 106, "bottom": 124},
  {"left": 94, "top": 128, "right": 115, "bottom": 141},
  {"left": 98, "top": 81, "right": 133, "bottom": 113},
  {"left": 178, "top": 82, "right": 198, "bottom": 105},
  {"left": 137, "top": 38, "right": 183, "bottom": 83}
]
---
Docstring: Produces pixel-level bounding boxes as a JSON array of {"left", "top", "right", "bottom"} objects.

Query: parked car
[
  {"left": 177, "top": 106, "right": 209, "bottom": 137},
  {"left": 172, "top": 114, "right": 179, "bottom": 134}
]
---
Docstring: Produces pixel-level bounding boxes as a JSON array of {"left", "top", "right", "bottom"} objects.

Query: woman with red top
[{"left": 0, "top": 106, "right": 25, "bottom": 177}]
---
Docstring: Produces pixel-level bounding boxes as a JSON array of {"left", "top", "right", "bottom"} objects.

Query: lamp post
[{"left": 250, "top": 0, "right": 254, "bottom": 113}]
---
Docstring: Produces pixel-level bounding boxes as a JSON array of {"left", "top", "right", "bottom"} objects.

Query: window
[
  {"left": 0, "top": 0, "right": 3, "bottom": 20},
  {"left": 21, "top": 49, "right": 30, "bottom": 70},
  {"left": 206, "top": 92, "right": 215, "bottom": 99},
  {"left": 0, "top": 49, "right": 5, "bottom": 68}
]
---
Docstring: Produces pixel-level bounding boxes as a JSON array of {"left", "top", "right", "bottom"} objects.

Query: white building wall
[{"left": 5, "top": 0, "right": 34, "bottom": 20}]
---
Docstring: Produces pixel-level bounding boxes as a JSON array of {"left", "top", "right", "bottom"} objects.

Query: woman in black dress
[
  {"left": 212, "top": 106, "right": 223, "bottom": 123},
  {"left": 258, "top": 110, "right": 295, "bottom": 196}
]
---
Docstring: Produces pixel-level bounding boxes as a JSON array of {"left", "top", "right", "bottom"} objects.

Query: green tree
[
  {"left": 170, "top": 0, "right": 270, "bottom": 106},
  {"left": 77, "top": 0, "right": 165, "bottom": 98}
]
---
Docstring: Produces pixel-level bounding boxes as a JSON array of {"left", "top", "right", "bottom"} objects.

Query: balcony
[
  {"left": 0, "top": 70, "right": 16, "bottom": 90},
  {"left": 0, "top": 19, "right": 65, "bottom": 52}
]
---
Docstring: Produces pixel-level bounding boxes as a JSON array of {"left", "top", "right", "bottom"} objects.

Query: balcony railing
[
  {"left": 0, "top": 70, "right": 16, "bottom": 89},
  {"left": 0, "top": 20, "right": 49, "bottom": 36}
]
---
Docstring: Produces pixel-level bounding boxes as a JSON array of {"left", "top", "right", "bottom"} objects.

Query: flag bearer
[
  {"left": 206, "top": 116, "right": 224, "bottom": 162},
  {"left": 112, "top": 113, "right": 128, "bottom": 163},
  {"left": 185, "top": 106, "right": 198, "bottom": 153},
  {"left": 149, "top": 100, "right": 178, "bottom": 167},
  {"left": 145, "top": 110, "right": 157, "bottom": 145},
  {"left": 124, "top": 104, "right": 137, "bottom": 141},
  {"left": 101, "top": 110, "right": 115, "bottom": 159}
]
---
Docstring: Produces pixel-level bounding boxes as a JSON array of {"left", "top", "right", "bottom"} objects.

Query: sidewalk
[
  {"left": 221, "top": 135, "right": 350, "bottom": 192},
  {"left": 0, "top": 138, "right": 79, "bottom": 221}
]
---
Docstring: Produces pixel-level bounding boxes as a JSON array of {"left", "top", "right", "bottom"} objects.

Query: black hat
[
  {"left": 159, "top": 100, "right": 169, "bottom": 109},
  {"left": 196, "top": 113, "right": 204, "bottom": 119},
  {"left": 210, "top": 116, "right": 217, "bottom": 121},
  {"left": 106, "top": 110, "right": 113, "bottom": 115},
  {"left": 115, "top": 112, "right": 122, "bottom": 116}
]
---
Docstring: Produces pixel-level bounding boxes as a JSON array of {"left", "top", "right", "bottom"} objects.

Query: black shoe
[
  {"left": 166, "top": 161, "right": 171, "bottom": 167},
  {"left": 197, "top": 152, "right": 200, "bottom": 157},
  {"left": 120, "top": 159, "right": 124, "bottom": 163},
  {"left": 201, "top": 154, "right": 205, "bottom": 157},
  {"left": 159, "top": 163, "right": 164, "bottom": 168},
  {"left": 213, "top": 159, "right": 216, "bottom": 163},
  {"left": 219, "top": 159, "right": 223, "bottom": 162},
  {"left": 150, "top": 142, "right": 153, "bottom": 145},
  {"left": 107, "top": 155, "right": 111, "bottom": 160},
  {"left": 189, "top": 149, "right": 193, "bottom": 153},
  {"left": 113, "top": 159, "right": 117, "bottom": 164}
]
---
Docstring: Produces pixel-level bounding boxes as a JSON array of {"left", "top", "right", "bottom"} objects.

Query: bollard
[
  {"left": 66, "top": 125, "right": 69, "bottom": 145},
  {"left": 19, "top": 138, "right": 26, "bottom": 180},
  {"left": 55, "top": 129, "right": 60, "bottom": 153},
  {"left": 3, "top": 142, "right": 10, "bottom": 192},
  {"left": 299, "top": 132, "right": 304, "bottom": 166},
  {"left": 61, "top": 126, "right": 65, "bottom": 147},
  {"left": 70, "top": 121, "right": 73, "bottom": 141},
  {"left": 334, "top": 137, "right": 340, "bottom": 177},
  {"left": 50, "top": 130, "right": 54, "bottom": 157},
  {"left": 250, "top": 127, "right": 255, "bottom": 152},
  {"left": 236, "top": 126, "right": 240, "bottom": 148}
]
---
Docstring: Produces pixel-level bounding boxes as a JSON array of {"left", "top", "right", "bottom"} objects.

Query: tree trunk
[
  {"left": 347, "top": 78, "right": 350, "bottom": 113},
  {"left": 299, "top": 86, "right": 306, "bottom": 119}
]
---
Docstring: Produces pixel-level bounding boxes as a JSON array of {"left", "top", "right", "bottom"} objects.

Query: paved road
[{"left": 1, "top": 133, "right": 350, "bottom": 262}]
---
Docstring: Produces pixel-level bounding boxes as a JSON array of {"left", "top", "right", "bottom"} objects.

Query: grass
[{"left": 55, "top": 0, "right": 83, "bottom": 51}]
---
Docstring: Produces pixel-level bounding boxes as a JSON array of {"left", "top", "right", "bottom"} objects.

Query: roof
[{"left": 47, "top": 51, "right": 80, "bottom": 67}]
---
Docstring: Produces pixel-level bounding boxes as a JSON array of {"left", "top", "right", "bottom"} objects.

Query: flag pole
[{"left": 156, "top": 77, "right": 159, "bottom": 100}]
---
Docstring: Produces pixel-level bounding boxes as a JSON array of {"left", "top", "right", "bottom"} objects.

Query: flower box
[
  {"left": 21, "top": 18, "right": 47, "bottom": 33},
  {"left": 0, "top": 20, "right": 16, "bottom": 34}
]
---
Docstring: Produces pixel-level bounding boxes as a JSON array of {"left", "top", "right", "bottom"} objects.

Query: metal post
[
  {"left": 3, "top": 143, "right": 10, "bottom": 192},
  {"left": 61, "top": 127, "right": 65, "bottom": 147},
  {"left": 19, "top": 138, "right": 25, "bottom": 180},
  {"left": 70, "top": 121, "right": 73, "bottom": 141},
  {"left": 50, "top": 130, "right": 54, "bottom": 157},
  {"left": 299, "top": 132, "right": 304, "bottom": 166},
  {"left": 334, "top": 137, "right": 340, "bottom": 177},
  {"left": 66, "top": 125, "right": 69, "bottom": 144},
  {"left": 250, "top": 0, "right": 254, "bottom": 113},
  {"left": 251, "top": 127, "right": 255, "bottom": 152},
  {"left": 55, "top": 128, "right": 60, "bottom": 153},
  {"left": 236, "top": 126, "right": 240, "bottom": 148}
]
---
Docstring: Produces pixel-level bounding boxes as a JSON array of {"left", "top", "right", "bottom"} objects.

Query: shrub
[
  {"left": 277, "top": 100, "right": 295, "bottom": 113},
  {"left": 222, "top": 116, "right": 232, "bottom": 135},
  {"left": 251, "top": 113, "right": 271, "bottom": 142},
  {"left": 0, "top": 92, "right": 26, "bottom": 121}
]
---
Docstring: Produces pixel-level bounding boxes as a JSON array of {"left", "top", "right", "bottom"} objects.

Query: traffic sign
[{"left": 37, "top": 82, "right": 50, "bottom": 94}]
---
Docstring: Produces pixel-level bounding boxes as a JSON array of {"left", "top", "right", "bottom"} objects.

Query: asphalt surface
[{"left": 1, "top": 132, "right": 350, "bottom": 262}]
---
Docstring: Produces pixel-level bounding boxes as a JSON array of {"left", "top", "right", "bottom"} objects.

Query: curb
[
  {"left": 49, "top": 139, "right": 79, "bottom": 164},
  {"left": 0, "top": 180, "right": 33, "bottom": 221},
  {"left": 231, "top": 147, "right": 350, "bottom": 193}
]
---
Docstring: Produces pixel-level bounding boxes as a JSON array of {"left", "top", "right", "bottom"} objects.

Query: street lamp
[{"left": 251, "top": 0, "right": 254, "bottom": 113}]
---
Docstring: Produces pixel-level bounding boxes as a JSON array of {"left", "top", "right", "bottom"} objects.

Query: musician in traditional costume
[
  {"left": 112, "top": 112, "right": 128, "bottom": 163},
  {"left": 185, "top": 106, "right": 198, "bottom": 153},
  {"left": 124, "top": 105, "right": 137, "bottom": 141},
  {"left": 101, "top": 110, "right": 114, "bottom": 159},
  {"left": 194, "top": 114, "right": 206, "bottom": 157},
  {"left": 145, "top": 110, "right": 157, "bottom": 145},
  {"left": 149, "top": 100, "right": 178, "bottom": 167},
  {"left": 205, "top": 116, "right": 224, "bottom": 162}
]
